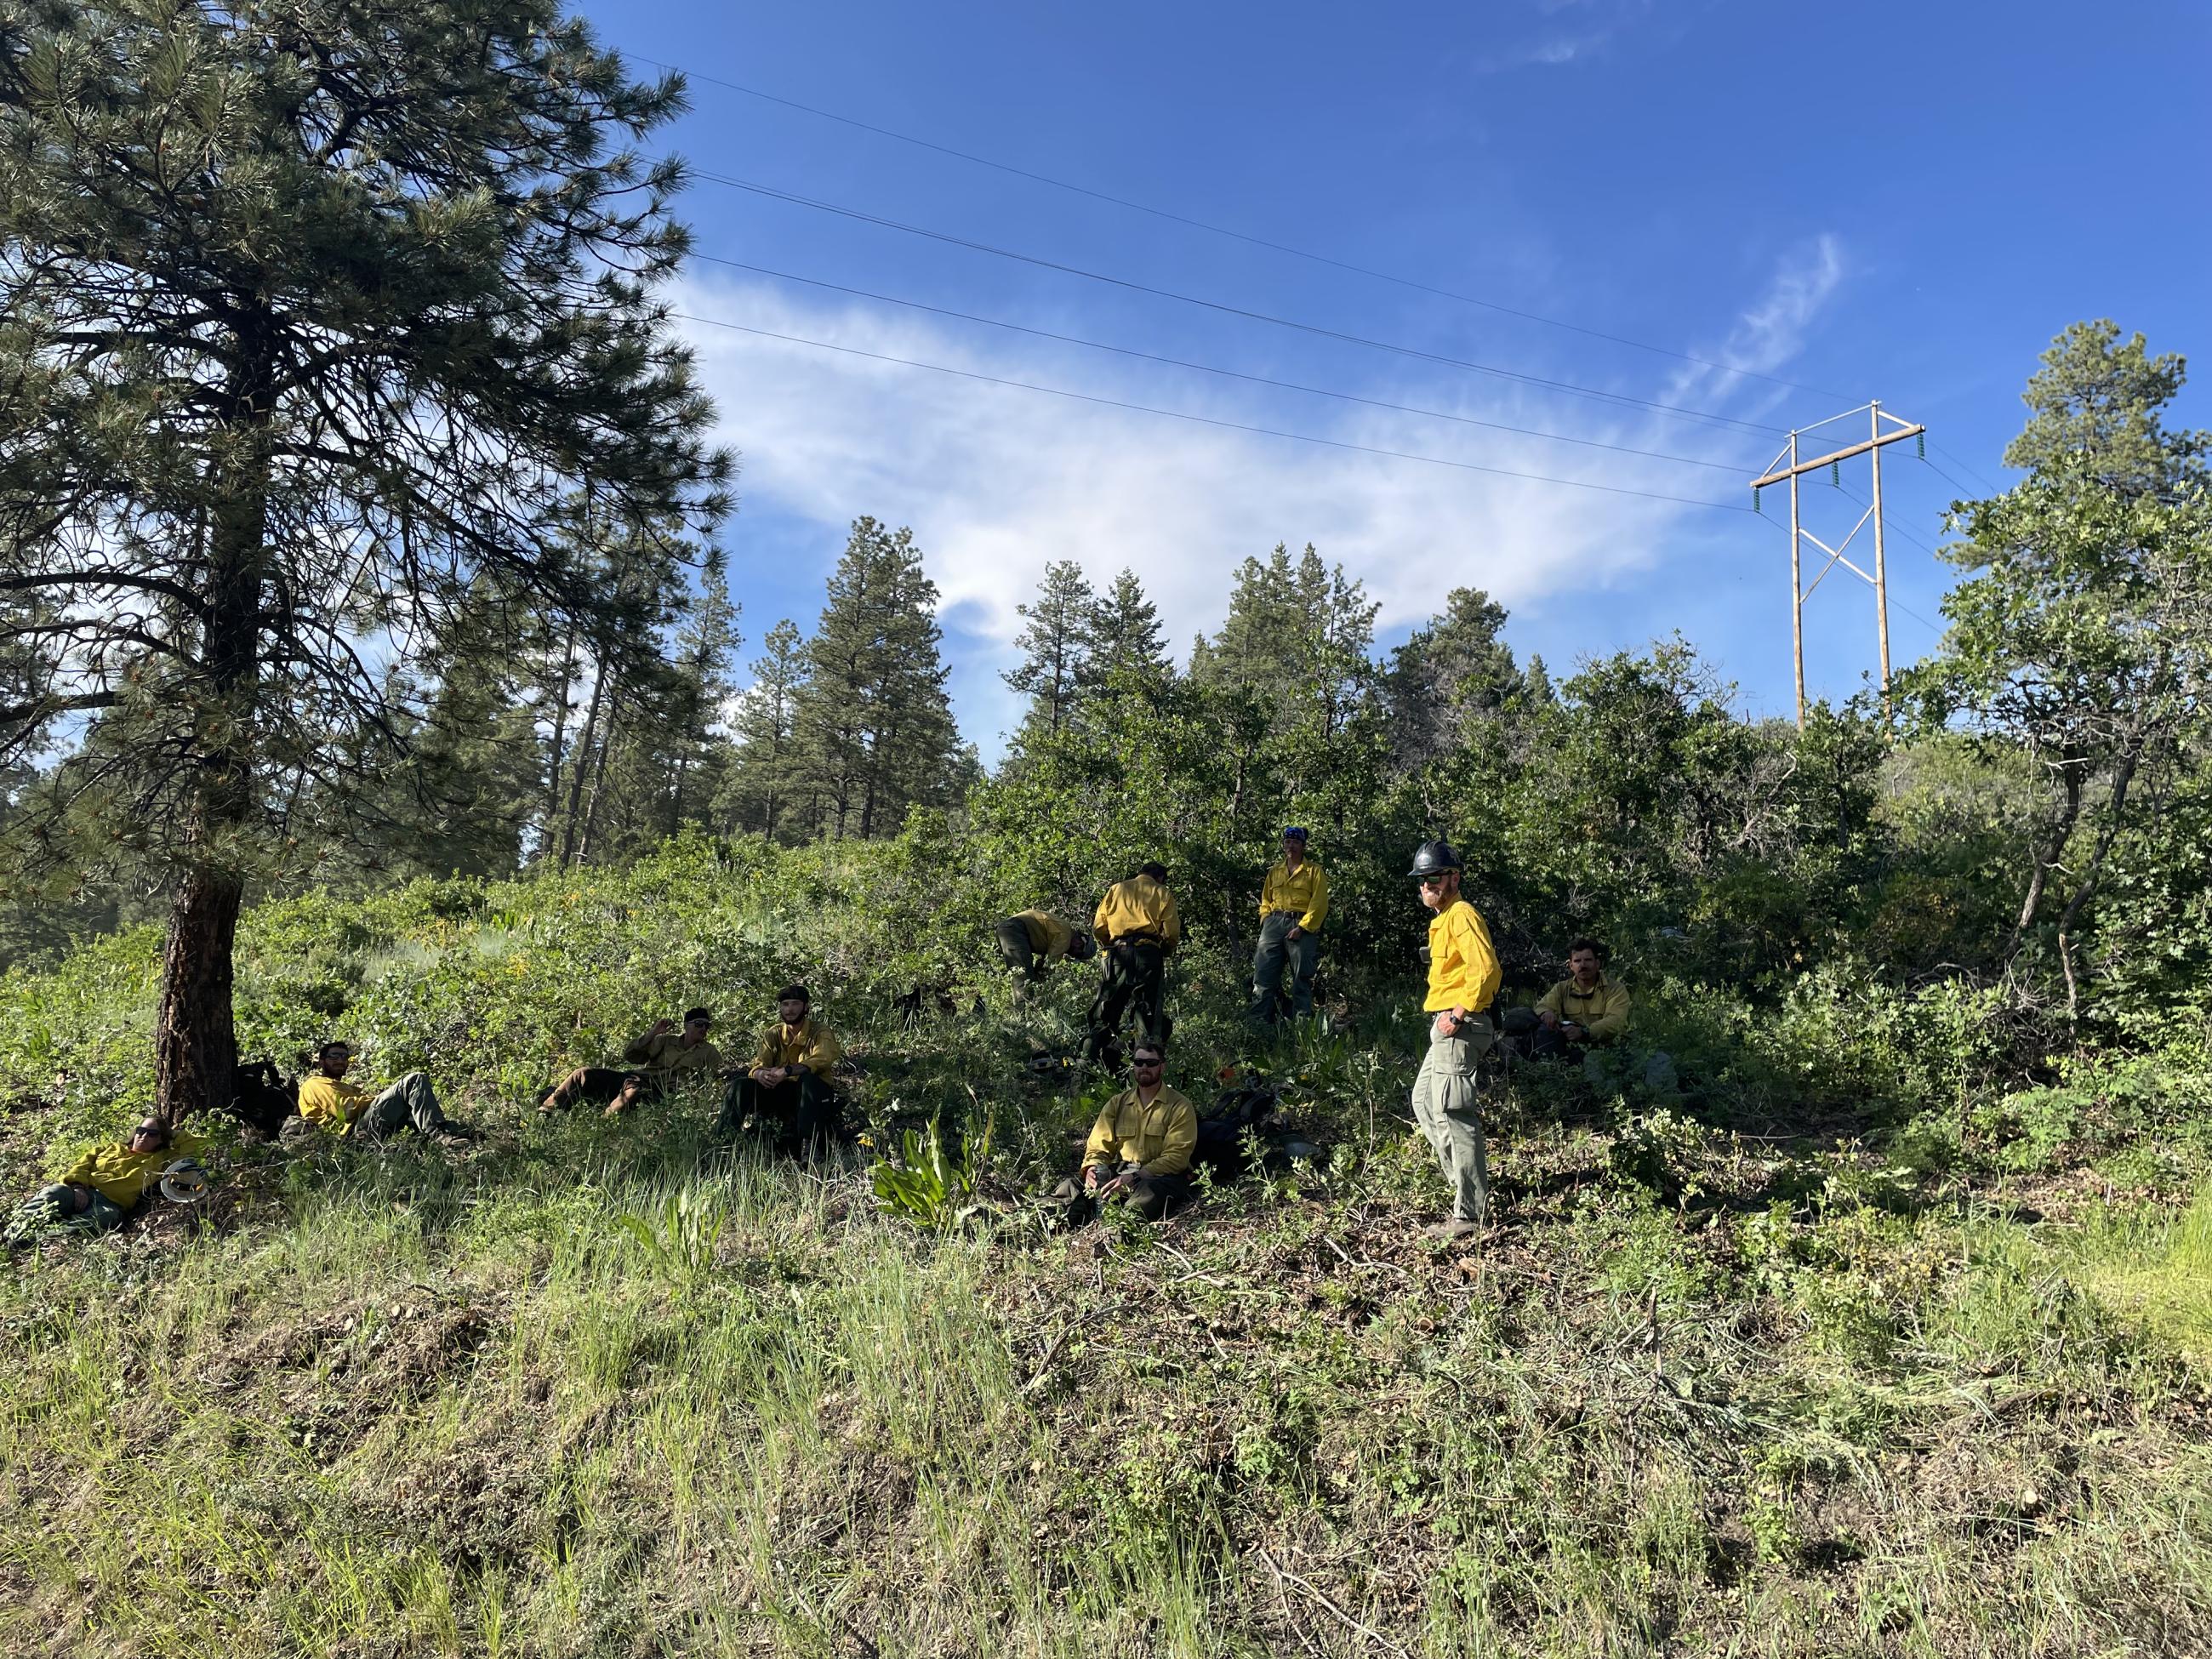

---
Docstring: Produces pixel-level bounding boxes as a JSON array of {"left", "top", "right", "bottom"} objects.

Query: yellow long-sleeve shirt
[
  {"left": 1536, "top": 975, "right": 1632, "bottom": 1043},
  {"left": 623, "top": 1029, "right": 723, "bottom": 1078},
  {"left": 1094, "top": 875, "right": 1182, "bottom": 953},
  {"left": 1013, "top": 910, "right": 1076, "bottom": 964},
  {"left": 1258, "top": 859, "right": 1329, "bottom": 932},
  {"left": 1081, "top": 1086, "right": 1198, "bottom": 1177},
  {"left": 60, "top": 1132, "right": 209, "bottom": 1206},
  {"left": 753, "top": 1018, "right": 841, "bottom": 1077},
  {"left": 297, "top": 1073, "right": 370, "bottom": 1132},
  {"left": 1425, "top": 898, "right": 1502, "bottom": 1015}
]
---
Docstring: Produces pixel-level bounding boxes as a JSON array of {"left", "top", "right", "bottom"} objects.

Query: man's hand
[
  {"left": 1538, "top": 1008, "right": 1561, "bottom": 1031},
  {"left": 1434, "top": 1006, "right": 1465, "bottom": 1039},
  {"left": 751, "top": 1065, "right": 784, "bottom": 1085},
  {"left": 788, "top": 1063, "right": 810, "bottom": 1078},
  {"left": 1563, "top": 1022, "right": 1588, "bottom": 1044},
  {"left": 1286, "top": 924, "right": 1304, "bottom": 942},
  {"left": 651, "top": 1018, "right": 676, "bottom": 1037},
  {"left": 1081, "top": 1164, "right": 1107, "bottom": 1192}
]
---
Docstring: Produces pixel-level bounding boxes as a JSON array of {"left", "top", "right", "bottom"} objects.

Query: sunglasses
[
  {"left": 1132, "top": 1056, "right": 1164, "bottom": 1067},
  {"left": 1418, "top": 875, "right": 1450, "bottom": 888}
]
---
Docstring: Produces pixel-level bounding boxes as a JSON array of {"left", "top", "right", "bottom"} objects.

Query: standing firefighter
[
  {"left": 1085, "top": 863, "right": 1181, "bottom": 1064},
  {"left": 1249, "top": 826, "right": 1329, "bottom": 1023},
  {"left": 996, "top": 910, "right": 1097, "bottom": 984},
  {"left": 1406, "top": 841, "right": 1503, "bottom": 1240}
]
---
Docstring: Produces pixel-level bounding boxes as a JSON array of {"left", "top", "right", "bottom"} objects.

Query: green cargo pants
[
  {"left": 1410, "top": 1016, "right": 1493, "bottom": 1225},
  {"left": 351, "top": 1073, "right": 449, "bottom": 1141},
  {"left": 7, "top": 1183, "right": 127, "bottom": 1242}
]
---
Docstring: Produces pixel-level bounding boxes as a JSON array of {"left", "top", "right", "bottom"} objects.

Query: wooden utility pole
[{"left": 1750, "top": 402, "right": 1925, "bottom": 727}]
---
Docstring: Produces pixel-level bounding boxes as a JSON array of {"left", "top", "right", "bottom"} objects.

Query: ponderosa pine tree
[
  {"left": 0, "top": 1, "right": 730, "bottom": 1123},
  {"left": 791, "top": 518, "right": 961, "bottom": 841}
]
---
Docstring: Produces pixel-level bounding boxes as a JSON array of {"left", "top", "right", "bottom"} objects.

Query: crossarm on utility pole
[{"left": 1749, "top": 425, "right": 1926, "bottom": 492}]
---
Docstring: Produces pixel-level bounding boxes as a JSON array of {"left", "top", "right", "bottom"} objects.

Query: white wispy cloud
[
  {"left": 677, "top": 242, "right": 1842, "bottom": 741},
  {"left": 1467, "top": 0, "right": 1651, "bottom": 75}
]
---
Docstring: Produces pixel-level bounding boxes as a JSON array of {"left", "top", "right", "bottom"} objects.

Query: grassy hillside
[{"left": 5, "top": 840, "right": 2212, "bottom": 1656}]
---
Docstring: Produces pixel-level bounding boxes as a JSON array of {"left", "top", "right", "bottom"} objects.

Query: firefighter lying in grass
[{"left": 6, "top": 1118, "right": 209, "bottom": 1243}]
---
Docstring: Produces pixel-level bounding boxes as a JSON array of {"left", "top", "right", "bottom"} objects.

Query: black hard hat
[
  {"left": 1406, "top": 840, "right": 1462, "bottom": 879},
  {"left": 1068, "top": 932, "right": 1098, "bottom": 962}
]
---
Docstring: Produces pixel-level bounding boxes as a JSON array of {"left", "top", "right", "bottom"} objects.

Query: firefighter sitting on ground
[
  {"left": 1500, "top": 938, "right": 1632, "bottom": 1059},
  {"left": 1049, "top": 1038, "right": 1197, "bottom": 1223},
  {"left": 715, "top": 984, "right": 843, "bottom": 1156},
  {"left": 539, "top": 1008, "right": 721, "bottom": 1118},
  {"left": 7, "top": 1117, "right": 209, "bottom": 1242},
  {"left": 303, "top": 1041, "right": 476, "bottom": 1142},
  {"left": 996, "top": 909, "right": 1097, "bottom": 984},
  {"left": 1085, "top": 861, "right": 1181, "bottom": 1063}
]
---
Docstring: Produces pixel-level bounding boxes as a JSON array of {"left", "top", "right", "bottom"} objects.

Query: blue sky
[{"left": 593, "top": 0, "right": 2209, "bottom": 754}]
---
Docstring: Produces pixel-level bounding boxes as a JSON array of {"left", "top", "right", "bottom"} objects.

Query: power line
[
  {"left": 1932, "top": 440, "right": 2004, "bottom": 496},
  {"left": 638, "top": 51, "right": 1859, "bottom": 402},
  {"left": 676, "top": 308, "right": 1764, "bottom": 513},
  {"left": 1916, "top": 451, "right": 1981, "bottom": 499},
  {"left": 689, "top": 170, "right": 1793, "bottom": 439},
  {"left": 689, "top": 252, "right": 1767, "bottom": 476},
  {"left": 683, "top": 304, "right": 1953, "bottom": 647}
]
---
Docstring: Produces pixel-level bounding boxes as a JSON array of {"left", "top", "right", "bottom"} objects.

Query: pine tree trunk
[
  {"left": 157, "top": 865, "right": 244, "bottom": 1130},
  {"left": 574, "top": 695, "right": 619, "bottom": 865},
  {"left": 155, "top": 322, "right": 273, "bottom": 1127},
  {"left": 541, "top": 624, "right": 579, "bottom": 859},
  {"left": 558, "top": 653, "right": 606, "bottom": 868}
]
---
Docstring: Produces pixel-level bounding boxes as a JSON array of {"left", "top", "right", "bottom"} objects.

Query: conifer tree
[
  {"left": 791, "top": 518, "right": 961, "bottom": 840},
  {"left": 1088, "top": 567, "right": 1172, "bottom": 687},
  {"left": 664, "top": 559, "right": 741, "bottom": 831},
  {"left": 0, "top": 2, "right": 730, "bottom": 1122},
  {"left": 1003, "top": 560, "right": 1096, "bottom": 737},
  {"left": 1383, "top": 587, "right": 1525, "bottom": 772},
  {"left": 718, "top": 619, "right": 809, "bottom": 841}
]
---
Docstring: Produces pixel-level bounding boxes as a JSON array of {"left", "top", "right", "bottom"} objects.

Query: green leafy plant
[
  {"left": 871, "top": 1115, "right": 990, "bottom": 1230},
  {"left": 613, "top": 1187, "right": 727, "bottom": 1280}
]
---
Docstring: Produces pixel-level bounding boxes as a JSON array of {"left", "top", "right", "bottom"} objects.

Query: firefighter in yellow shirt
[
  {"left": 1250, "top": 826, "right": 1329, "bottom": 1023},
  {"left": 1407, "top": 840, "right": 1502, "bottom": 1240},
  {"left": 1502, "top": 938, "right": 1633, "bottom": 1058},
  {"left": 1048, "top": 1039, "right": 1197, "bottom": 1222},
  {"left": 8, "top": 1118, "right": 208, "bottom": 1241},
  {"left": 995, "top": 909, "right": 1098, "bottom": 984},
  {"left": 1084, "top": 862, "right": 1180, "bottom": 1064},
  {"left": 300, "top": 1042, "right": 475, "bottom": 1142},
  {"left": 715, "top": 985, "right": 843, "bottom": 1156}
]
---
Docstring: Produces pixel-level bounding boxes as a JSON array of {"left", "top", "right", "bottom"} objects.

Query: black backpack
[
  {"left": 1193, "top": 1074, "right": 1280, "bottom": 1177},
  {"left": 228, "top": 1059, "right": 299, "bottom": 1138}
]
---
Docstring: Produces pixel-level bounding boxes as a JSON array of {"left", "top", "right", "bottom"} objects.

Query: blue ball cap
[{"left": 1282, "top": 826, "right": 1308, "bottom": 841}]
